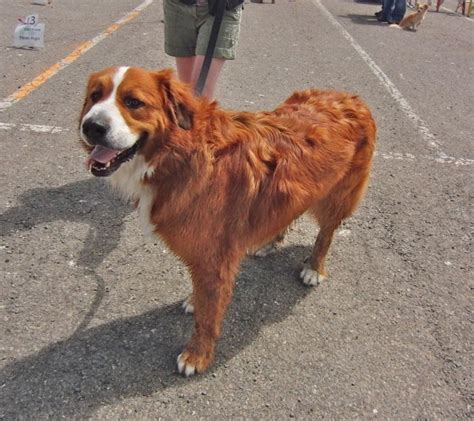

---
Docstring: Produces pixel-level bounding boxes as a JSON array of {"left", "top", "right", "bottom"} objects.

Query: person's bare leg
[
  {"left": 175, "top": 56, "right": 196, "bottom": 84},
  {"left": 191, "top": 56, "right": 225, "bottom": 99}
]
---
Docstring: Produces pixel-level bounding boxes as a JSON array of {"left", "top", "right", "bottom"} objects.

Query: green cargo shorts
[{"left": 163, "top": 0, "right": 242, "bottom": 60}]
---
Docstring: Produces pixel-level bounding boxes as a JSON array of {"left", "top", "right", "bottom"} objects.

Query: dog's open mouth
[{"left": 87, "top": 137, "right": 144, "bottom": 177}]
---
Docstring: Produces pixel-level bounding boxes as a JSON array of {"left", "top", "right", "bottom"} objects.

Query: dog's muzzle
[{"left": 81, "top": 118, "right": 110, "bottom": 147}]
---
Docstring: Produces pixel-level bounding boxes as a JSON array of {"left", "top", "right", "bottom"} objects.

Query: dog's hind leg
[
  {"left": 251, "top": 227, "right": 288, "bottom": 257},
  {"left": 301, "top": 169, "right": 371, "bottom": 286},
  {"left": 300, "top": 218, "right": 339, "bottom": 286}
]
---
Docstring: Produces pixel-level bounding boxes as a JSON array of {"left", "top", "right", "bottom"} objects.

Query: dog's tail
[{"left": 389, "top": 23, "right": 401, "bottom": 29}]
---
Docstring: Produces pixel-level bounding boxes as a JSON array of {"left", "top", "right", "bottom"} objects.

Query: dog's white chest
[
  {"left": 136, "top": 186, "right": 157, "bottom": 237},
  {"left": 108, "top": 155, "right": 157, "bottom": 237}
]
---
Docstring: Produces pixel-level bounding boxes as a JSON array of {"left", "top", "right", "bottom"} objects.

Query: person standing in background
[
  {"left": 163, "top": 0, "right": 244, "bottom": 99},
  {"left": 376, "top": 0, "right": 406, "bottom": 24}
]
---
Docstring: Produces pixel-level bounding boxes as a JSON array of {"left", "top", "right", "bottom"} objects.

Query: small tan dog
[{"left": 391, "top": 3, "right": 429, "bottom": 30}]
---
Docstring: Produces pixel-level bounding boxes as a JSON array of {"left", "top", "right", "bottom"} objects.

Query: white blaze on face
[{"left": 81, "top": 66, "right": 139, "bottom": 150}]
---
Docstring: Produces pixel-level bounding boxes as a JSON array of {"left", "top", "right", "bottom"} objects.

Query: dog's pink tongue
[{"left": 90, "top": 145, "right": 120, "bottom": 163}]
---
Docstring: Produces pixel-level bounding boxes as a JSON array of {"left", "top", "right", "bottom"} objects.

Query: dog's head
[
  {"left": 416, "top": 3, "right": 429, "bottom": 12},
  {"left": 79, "top": 66, "right": 195, "bottom": 177}
]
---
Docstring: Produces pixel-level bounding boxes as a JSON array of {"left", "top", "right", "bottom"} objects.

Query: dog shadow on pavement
[
  {"left": 0, "top": 179, "right": 312, "bottom": 419},
  {"left": 1, "top": 179, "right": 133, "bottom": 334}
]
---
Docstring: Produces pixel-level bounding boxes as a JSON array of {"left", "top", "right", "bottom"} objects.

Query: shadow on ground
[
  {"left": 1, "top": 179, "right": 133, "bottom": 333},
  {"left": 0, "top": 179, "right": 312, "bottom": 419},
  {"left": 353, "top": 0, "right": 381, "bottom": 4},
  {"left": 339, "top": 13, "right": 385, "bottom": 26}
]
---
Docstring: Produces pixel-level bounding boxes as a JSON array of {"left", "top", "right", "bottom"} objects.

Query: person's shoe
[
  {"left": 374, "top": 10, "right": 383, "bottom": 17},
  {"left": 387, "top": 20, "right": 401, "bottom": 24},
  {"left": 376, "top": 15, "right": 388, "bottom": 22}
]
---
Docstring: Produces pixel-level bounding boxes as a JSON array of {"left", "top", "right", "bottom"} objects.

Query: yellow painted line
[
  {"left": 7, "top": 40, "right": 93, "bottom": 104},
  {"left": 0, "top": 0, "right": 154, "bottom": 111}
]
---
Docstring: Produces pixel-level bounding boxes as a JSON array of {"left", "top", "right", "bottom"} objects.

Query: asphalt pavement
[{"left": 1, "top": 0, "right": 473, "bottom": 419}]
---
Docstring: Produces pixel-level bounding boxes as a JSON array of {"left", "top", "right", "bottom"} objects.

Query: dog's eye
[
  {"left": 124, "top": 97, "right": 145, "bottom": 109},
  {"left": 90, "top": 90, "right": 102, "bottom": 103}
]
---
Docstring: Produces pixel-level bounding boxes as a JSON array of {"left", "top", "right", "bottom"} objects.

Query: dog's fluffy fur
[{"left": 79, "top": 67, "right": 376, "bottom": 376}]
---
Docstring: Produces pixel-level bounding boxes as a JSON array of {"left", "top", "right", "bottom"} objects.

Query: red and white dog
[{"left": 79, "top": 66, "right": 376, "bottom": 376}]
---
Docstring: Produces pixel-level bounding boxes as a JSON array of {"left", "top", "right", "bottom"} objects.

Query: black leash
[{"left": 194, "top": 0, "right": 226, "bottom": 96}]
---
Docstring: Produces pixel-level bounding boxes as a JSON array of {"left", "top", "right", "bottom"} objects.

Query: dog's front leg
[{"left": 177, "top": 265, "right": 236, "bottom": 376}]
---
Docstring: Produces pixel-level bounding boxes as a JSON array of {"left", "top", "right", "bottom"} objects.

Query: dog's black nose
[{"left": 82, "top": 119, "right": 108, "bottom": 142}]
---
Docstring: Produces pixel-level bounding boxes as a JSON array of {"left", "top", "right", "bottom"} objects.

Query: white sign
[{"left": 14, "top": 14, "right": 45, "bottom": 49}]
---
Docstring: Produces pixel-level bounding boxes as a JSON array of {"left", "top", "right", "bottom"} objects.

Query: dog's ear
[
  {"left": 155, "top": 69, "right": 194, "bottom": 130},
  {"left": 79, "top": 72, "right": 100, "bottom": 126},
  {"left": 79, "top": 79, "right": 90, "bottom": 121},
  {"left": 79, "top": 90, "right": 91, "bottom": 123}
]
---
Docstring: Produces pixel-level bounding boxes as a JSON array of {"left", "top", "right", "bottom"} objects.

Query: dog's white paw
[
  {"left": 300, "top": 267, "right": 325, "bottom": 286},
  {"left": 177, "top": 353, "right": 196, "bottom": 377},
  {"left": 182, "top": 295, "right": 194, "bottom": 314}
]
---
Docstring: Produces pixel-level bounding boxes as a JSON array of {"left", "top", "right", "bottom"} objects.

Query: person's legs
[
  {"left": 166, "top": 2, "right": 242, "bottom": 99},
  {"left": 391, "top": 0, "right": 406, "bottom": 22},
  {"left": 375, "top": 0, "right": 384, "bottom": 16},
  {"left": 163, "top": 0, "right": 198, "bottom": 55},
  {"left": 190, "top": 56, "right": 226, "bottom": 99},
  {"left": 176, "top": 57, "right": 196, "bottom": 85},
  {"left": 381, "top": 0, "right": 395, "bottom": 19},
  {"left": 163, "top": 0, "right": 198, "bottom": 84},
  {"left": 193, "top": 4, "right": 242, "bottom": 98}
]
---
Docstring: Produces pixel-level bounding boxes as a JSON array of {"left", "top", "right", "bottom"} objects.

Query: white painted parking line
[
  {"left": 440, "top": 6, "right": 474, "bottom": 22},
  {"left": 0, "top": 122, "right": 68, "bottom": 134},
  {"left": 376, "top": 151, "right": 473, "bottom": 166},
  {"left": 1, "top": 120, "right": 472, "bottom": 166},
  {"left": 313, "top": 0, "right": 473, "bottom": 166}
]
